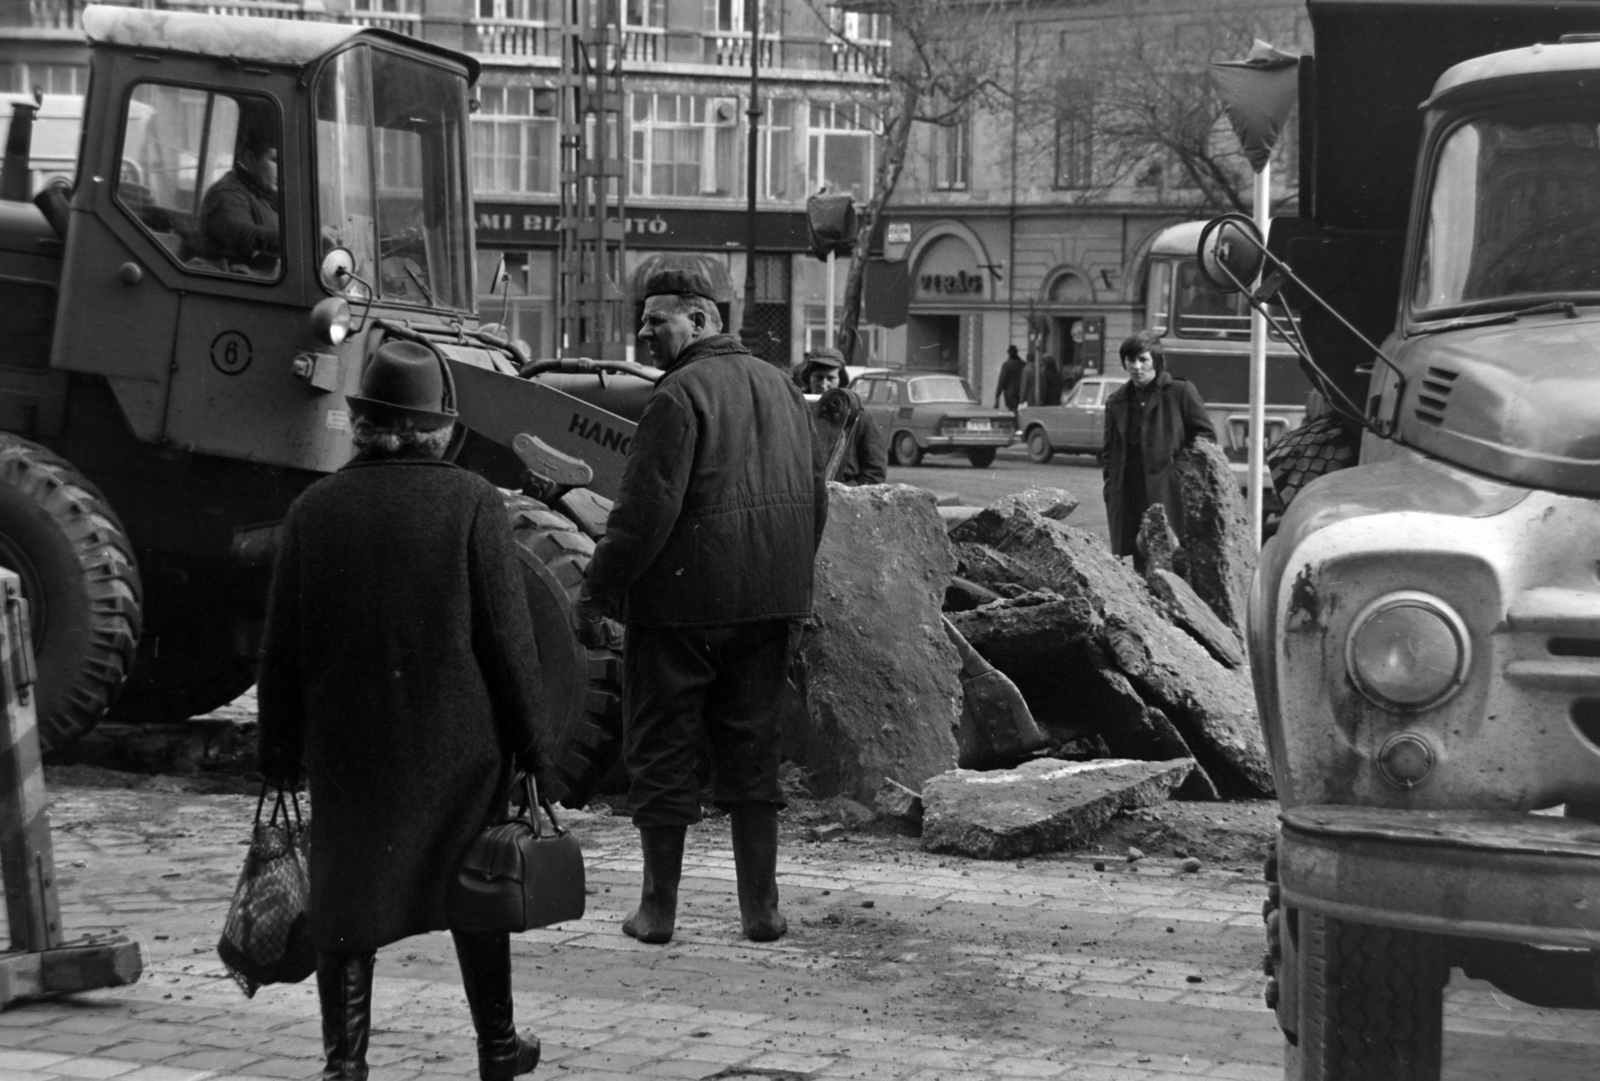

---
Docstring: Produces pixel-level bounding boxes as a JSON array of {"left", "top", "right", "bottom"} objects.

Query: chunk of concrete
[
  {"left": 989, "top": 486, "right": 1079, "bottom": 521},
  {"left": 875, "top": 777, "right": 924, "bottom": 826},
  {"left": 1176, "top": 442, "right": 1255, "bottom": 638},
  {"left": 943, "top": 574, "right": 1000, "bottom": 612},
  {"left": 784, "top": 484, "right": 962, "bottom": 804},
  {"left": 1150, "top": 569, "right": 1245, "bottom": 669},
  {"left": 921, "top": 757, "right": 1195, "bottom": 860}
]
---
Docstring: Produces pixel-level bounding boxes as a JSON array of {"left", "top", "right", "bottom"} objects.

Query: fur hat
[{"left": 641, "top": 268, "right": 719, "bottom": 303}]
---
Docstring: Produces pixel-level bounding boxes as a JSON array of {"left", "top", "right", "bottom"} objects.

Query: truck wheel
[
  {"left": 1293, "top": 912, "right": 1446, "bottom": 1081},
  {"left": 967, "top": 447, "right": 997, "bottom": 468},
  {"left": 0, "top": 436, "right": 141, "bottom": 753},
  {"left": 1025, "top": 426, "right": 1054, "bottom": 464},
  {"left": 892, "top": 432, "right": 923, "bottom": 467},
  {"left": 506, "top": 497, "right": 624, "bottom": 808},
  {"left": 108, "top": 612, "right": 258, "bottom": 725},
  {"left": 1267, "top": 416, "right": 1358, "bottom": 512}
]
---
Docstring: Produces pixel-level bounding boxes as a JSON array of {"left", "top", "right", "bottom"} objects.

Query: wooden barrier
[{"left": 0, "top": 570, "right": 142, "bottom": 1005}]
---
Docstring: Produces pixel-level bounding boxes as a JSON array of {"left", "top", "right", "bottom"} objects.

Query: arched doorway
[{"left": 908, "top": 233, "right": 985, "bottom": 373}]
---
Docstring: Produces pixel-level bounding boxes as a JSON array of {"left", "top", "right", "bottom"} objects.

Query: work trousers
[{"left": 623, "top": 620, "right": 796, "bottom": 828}]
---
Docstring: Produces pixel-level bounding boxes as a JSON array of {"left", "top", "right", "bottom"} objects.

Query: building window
[
  {"left": 929, "top": 115, "right": 969, "bottom": 191},
  {"left": 0, "top": 62, "right": 86, "bottom": 96},
  {"left": 625, "top": 0, "right": 665, "bottom": 26},
  {"left": 1054, "top": 79, "right": 1094, "bottom": 190},
  {"left": 630, "top": 93, "right": 737, "bottom": 198},
  {"left": 809, "top": 102, "right": 874, "bottom": 201},
  {"left": 762, "top": 99, "right": 805, "bottom": 201},
  {"left": 474, "top": 85, "right": 557, "bottom": 195},
  {"left": 478, "top": 0, "right": 551, "bottom": 18},
  {"left": 707, "top": 0, "right": 778, "bottom": 32}
]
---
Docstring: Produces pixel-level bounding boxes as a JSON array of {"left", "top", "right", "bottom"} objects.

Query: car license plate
[{"left": 967, "top": 419, "right": 992, "bottom": 431}]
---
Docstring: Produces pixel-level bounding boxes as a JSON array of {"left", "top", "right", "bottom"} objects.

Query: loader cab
[{"left": 53, "top": 6, "right": 478, "bottom": 473}]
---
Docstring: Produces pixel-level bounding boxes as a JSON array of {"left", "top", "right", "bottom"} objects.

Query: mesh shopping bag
[{"left": 218, "top": 784, "right": 316, "bottom": 997}]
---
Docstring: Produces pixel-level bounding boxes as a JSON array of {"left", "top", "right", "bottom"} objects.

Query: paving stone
[{"left": 41, "top": 1060, "right": 140, "bottom": 1080}]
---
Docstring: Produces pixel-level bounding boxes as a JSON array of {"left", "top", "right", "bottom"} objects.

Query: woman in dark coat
[
  {"left": 258, "top": 341, "right": 547, "bottom": 1081},
  {"left": 1102, "top": 330, "right": 1216, "bottom": 566}
]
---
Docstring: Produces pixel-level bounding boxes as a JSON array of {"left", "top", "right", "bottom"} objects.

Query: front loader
[{"left": 0, "top": 6, "right": 647, "bottom": 804}]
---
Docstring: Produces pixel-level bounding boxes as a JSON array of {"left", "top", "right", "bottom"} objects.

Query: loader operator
[
  {"left": 200, "top": 131, "right": 281, "bottom": 275},
  {"left": 573, "top": 268, "right": 828, "bottom": 947}
]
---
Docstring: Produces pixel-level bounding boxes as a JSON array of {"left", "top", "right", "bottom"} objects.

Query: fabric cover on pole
[
  {"left": 1210, "top": 40, "right": 1299, "bottom": 173},
  {"left": 863, "top": 259, "right": 910, "bottom": 328},
  {"left": 806, "top": 192, "right": 857, "bottom": 260}
]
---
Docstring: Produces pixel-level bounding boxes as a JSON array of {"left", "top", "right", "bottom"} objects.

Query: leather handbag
[{"left": 448, "top": 772, "right": 586, "bottom": 934}]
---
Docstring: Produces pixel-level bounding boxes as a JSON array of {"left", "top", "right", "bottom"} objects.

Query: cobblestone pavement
[{"left": 0, "top": 785, "right": 1594, "bottom": 1081}]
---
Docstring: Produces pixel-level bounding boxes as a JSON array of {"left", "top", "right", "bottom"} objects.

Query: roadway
[{"left": 885, "top": 445, "right": 1112, "bottom": 544}]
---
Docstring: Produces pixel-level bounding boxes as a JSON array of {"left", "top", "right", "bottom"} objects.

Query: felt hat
[
  {"left": 346, "top": 340, "right": 458, "bottom": 430},
  {"left": 641, "top": 268, "right": 720, "bottom": 304}
]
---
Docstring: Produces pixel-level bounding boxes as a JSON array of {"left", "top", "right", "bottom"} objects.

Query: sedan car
[
  {"left": 1016, "top": 374, "right": 1128, "bottom": 463},
  {"left": 853, "top": 372, "right": 1016, "bottom": 467}
]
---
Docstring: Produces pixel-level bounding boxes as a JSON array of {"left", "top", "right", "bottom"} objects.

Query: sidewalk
[{"left": 0, "top": 783, "right": 1594, "bottom": 1081}]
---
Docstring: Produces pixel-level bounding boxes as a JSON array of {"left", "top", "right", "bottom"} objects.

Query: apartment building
[
  {"left": 879, "top": 0, "right": 1307, "bottom": 399},
  {"left": 0, "top": 0, "right": 887, "bottom": 367}
]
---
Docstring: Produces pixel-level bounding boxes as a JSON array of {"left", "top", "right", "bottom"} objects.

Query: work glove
[{"left": 571, "top": 584, "right": 618, "bottom": 650}]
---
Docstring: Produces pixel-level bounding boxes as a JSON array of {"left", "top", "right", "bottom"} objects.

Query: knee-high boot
[
  {"left": 730, "top": 802, "right": 787, "bottom": 942},
  {"left": 622, "top": 825, "right": 685, "bottom": 944},
  {"left": 316, "top": 951, "right": 374, "bottom": 1081},
  {"left": 453, "top": 930, "right": 541, "bottom": 1081}
]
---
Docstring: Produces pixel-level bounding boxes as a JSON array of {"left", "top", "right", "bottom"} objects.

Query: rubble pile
[{"left": 1176, "top": 441, "right": 1254, "bottom": 639}]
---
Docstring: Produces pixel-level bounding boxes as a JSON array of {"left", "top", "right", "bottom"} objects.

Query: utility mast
[{"left": 557, "top": 0, "right": 628, "bottom": 359}]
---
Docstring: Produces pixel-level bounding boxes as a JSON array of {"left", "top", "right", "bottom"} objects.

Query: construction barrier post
[{"left": 0, "top": 569, "right": 142, "bottom": 1005}]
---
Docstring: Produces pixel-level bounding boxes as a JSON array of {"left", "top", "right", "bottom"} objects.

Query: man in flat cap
[{"left": 575, "top": 268, "right": 828, "bottom": 945}]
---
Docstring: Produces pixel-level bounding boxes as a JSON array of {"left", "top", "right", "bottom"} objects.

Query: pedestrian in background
[
  {"left": 1019, "top": 351, "right": 1040, "bottom": 406},
  {"left": 802, "top": 347, "right": 887, "bottom": 485},
  {"left": 1038, "top": 354, "right": 1064, "bottom": 407},
  {"left": 574, "top": 269, "right": 828, "bottom": 946},
  {"left": 994, "top": 345, "right": 1024, "bottom": 412},
  {"left": 258, "top": 341, "right": 547, "bottom": 1081},
  {"left": 1102, "top": 330, "right": 1216, "bottom": 570}
]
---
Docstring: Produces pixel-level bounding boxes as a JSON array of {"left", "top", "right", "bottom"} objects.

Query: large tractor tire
[
  {"left": 1291, "top": 912, "right": 1447, "bottom": 1081},
  {"left": 108, "top": 611, "right": 259, "bottom": 725},
  {"left": 1266, "top": 416, "right": 1358, "bottom": 512},
  {"left": 505, "top": 496, "right": 624, "bottom": 808},
  {"left": 0, "top": 436, "right": 141, "bottom": 753}
]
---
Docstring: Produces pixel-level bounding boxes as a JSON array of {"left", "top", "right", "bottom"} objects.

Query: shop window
[
  {"left": 809, "top": 102, "right": 875, "bottom": 201},
  {"left": 630, "top": 93, "right": 737, "bottom": 198},
  {"left": 115, "top": 83, "right": 282, "bottom": 281},
  {"left": 478, "top": 249, "right": 551, "bottom": 358},
  {"left": 474, "top": 85, "right": 557, "bottom": 195},
  {"left": 0, "top": 281, "right": 55, "bottom": 371}
]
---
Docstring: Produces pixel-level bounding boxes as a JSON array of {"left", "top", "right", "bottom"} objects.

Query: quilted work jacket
[{"left": 587, "top": 334, "right": 829, "bottom": 627}]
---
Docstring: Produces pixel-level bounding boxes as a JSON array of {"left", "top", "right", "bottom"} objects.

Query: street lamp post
[{"left": 737, "top": 2, "right": 766, "bottom": 360}]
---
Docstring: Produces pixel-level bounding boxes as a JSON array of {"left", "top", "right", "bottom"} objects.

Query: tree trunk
[{"left": 836, "top": 86, "right": 920, "bottom": 363}]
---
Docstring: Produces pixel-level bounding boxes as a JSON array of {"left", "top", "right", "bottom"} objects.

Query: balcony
[
  {"left": 164, "top": 0, "right": 331, "bottom": 21},
  {"left": 830, "top": 36, "right": 887, "bottom": 75},
  {"left": 620, "top": 25, "right": 662, "bottom": 63},
  {"left": 346, "top": 9, "right": 421, "bottom": 35},
  {"left": 472, "top": 16, "right": 557, "bottom": 57},
  {"left": 707, "top": 32, "right": 777, "bottom": 69}
]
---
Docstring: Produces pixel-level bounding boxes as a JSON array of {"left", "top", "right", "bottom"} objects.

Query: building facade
[
  {"left": 878, "top": 0, "right": 1308, "bottom": 403},
  {"left": 0, "top": 0, "right": 888, "bottom": 368}
]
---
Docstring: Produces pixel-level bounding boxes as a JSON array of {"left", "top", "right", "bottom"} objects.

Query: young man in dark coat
[
  {"left": 258, "top": 341, "right": 547, "bottom": 1081},
  {"left": 802, "top": 347, "right": 888, "bottom": 485},
  {"left": 573, "top": 268, "right": 828, "bottom": 946},
  {"left": 1102, "top": 330, "right": 1217, "bottom": 567}
]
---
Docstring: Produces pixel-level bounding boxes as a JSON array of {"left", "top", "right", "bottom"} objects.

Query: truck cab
[{"left": 1248, "top": 3, "right": 1600, "bottom": 1078}]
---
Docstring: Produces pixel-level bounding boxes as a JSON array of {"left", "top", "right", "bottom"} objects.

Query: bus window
[
  {"left": 1146, "top": 259, "right": 1172, "bottom": 332},
  {"left": 1174, "top": 260, "right": 1249, "bottom": 340}
]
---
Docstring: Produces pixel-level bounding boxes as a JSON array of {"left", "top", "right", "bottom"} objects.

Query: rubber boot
[
  {"left": 316, "top": 951, "right": 374, "bottom": 1081},
  {"left": 453, "top": 930, "right": 541, "bottom": 1081},
  {"left": 730, "top": 803, "right": 787, "bottom": 942},
  {"left": 622, "top": 825, "right": 685, "bottom": 944}
]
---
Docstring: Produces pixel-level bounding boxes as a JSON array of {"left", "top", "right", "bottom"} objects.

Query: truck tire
[
  {"left": 0, "top": 436, "right": 141, "bottom": 753},
  {"left": 108, "top": 612, "right": 258, "bottom": 725},
  {"left": 1267, "top": 416, "right": 1358, "bottom": 511},
  {"left": 506, "top": 497, "right": 624, "bottom": 808},
  {"left": 1293, "top": 912, "right": 1446, "bottom": 1081}
]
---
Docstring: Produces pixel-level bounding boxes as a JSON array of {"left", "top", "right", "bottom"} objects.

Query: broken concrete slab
[
  {"left": 944, "top": 617, "right": 1050, "bottom": 770},
  {"left": 1177, "top": 441, "right": 1255, "bottom": 638},
  {"left": 1138, "top": 503, "right": 1180, "bottom": 576},
  {"left": 950, "top": 510, "right": 1272, "bottom": 797},
  {"left": 875, "top": 777, "right": 924, "bottom": 826},
  {"left": 988, "top": 486, "right": 1079, "bottom": 521},
  {"left": 920, "top": 757, "right": 1195, "bottom": 860},
  {"left": 1150, "top": 569, "right": 1245, "bottom": 669},
  {"left": 784, "top": 483, "right": 962, "bottom": 804},
  {"left": 943, "top": 574, "right": 1000, "bottom": 612},
  {"left": 937, "top": 506, "right": 984, "bottom": 531}
]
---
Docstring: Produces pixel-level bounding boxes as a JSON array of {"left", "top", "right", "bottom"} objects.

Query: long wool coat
[
  {"left": 257, "top": 456, "right": 545, "bottom": 953},
  {"left": 1102, "top": 372, "right": 1216, "bottom": 558}
]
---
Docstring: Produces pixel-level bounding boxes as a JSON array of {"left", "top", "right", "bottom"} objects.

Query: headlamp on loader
[
  {"left": 1345, "top": 590, "right": 1470, "bottom": 710},
  {"left": 310, "top": 297, "right": 352, "bottom": 346}
]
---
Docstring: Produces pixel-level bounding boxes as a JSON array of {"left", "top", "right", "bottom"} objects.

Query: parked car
[
  {"left": 1017, "top": 374, "right": 1127, "bottom": 463},
  {"left": 853, "top": 372, "right": 1016, "bottom": 467}
]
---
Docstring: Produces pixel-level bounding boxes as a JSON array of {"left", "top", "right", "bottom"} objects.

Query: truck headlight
[{"left": 1345, "top": 591, "right": 1470, "bottom": 710}]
